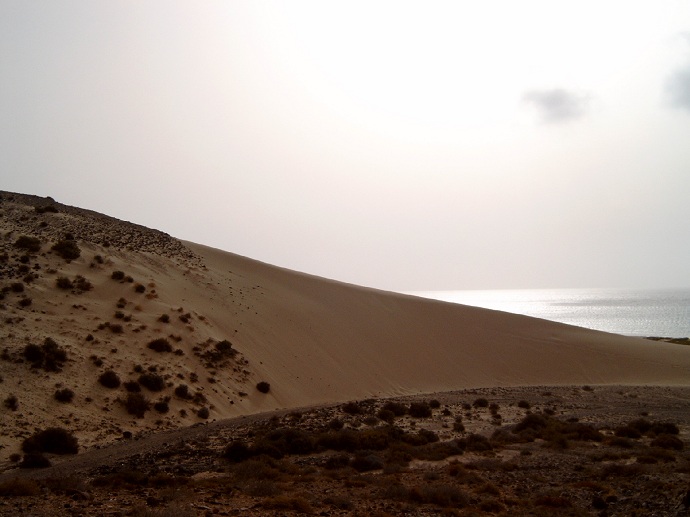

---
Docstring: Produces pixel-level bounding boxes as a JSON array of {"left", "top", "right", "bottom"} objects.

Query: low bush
[
  {"left": 22, "top": 427, "right": 79, "bottom": 454},
  {"left": 124, "top": 392, "right": 150, "bottom": 418},
  {"left": 20, "top": 453, "right": 52, "bottom": 469},
  {"left": 3, "top": 394, "right": 18, "bottom": 411},
  {"left": 153, "top": 400, "right": 169, "bottom": 414},
  {"left": 381, "top": 401, "right": 407, "bottom": 416},
  {"left": 52, "top": 239, "right": 81, "bottom": 260},
  {"left": 23, "top": 338, "right": 67, "bottom": 372},
  {"left": 54, "top": 388, "right": 74, "bottom": 403},
  {"left": 14, "top": 236, "right": 41, "bottom": 253},
  {"left": 98, "top": 370, "right": 121, "bottom": 389},
  {"left": 147, "top": 338, "right": 172, "bottom": 353},
  {"left": 0, "top": 477, "right": 42, "bottom": 495},
  {"left": 138, "top": 372, "right": 165, "bottom": 392},
  {"left": 56, "top": 277, "right": 73, "bottom": 289},
  {"left": 111, "top": 271, "right": 125, "bottom": 280},
  {"left": 409, "top": 401, "right": 432, "bottom": 418},
  {"left": 174, "top": 384, "right": 192, "bottom": 399},
  {"left": 124, "top": 380, "right": 141, "bottom": 392},
  {"left": 256, "top": 381, "right": 271, "bottom": 394}
]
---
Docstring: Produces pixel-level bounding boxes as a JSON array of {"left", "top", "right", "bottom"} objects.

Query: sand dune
[{"left": 1, "top": 191, "right": 689, "bottom": 463}]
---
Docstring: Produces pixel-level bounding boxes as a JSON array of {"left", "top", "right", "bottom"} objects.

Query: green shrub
[
  {"left": 52, "top": 239, "right": 81, "bottom": 260},
  {"left": 22, "top": 427, "right": 79, "bottom": 454}
]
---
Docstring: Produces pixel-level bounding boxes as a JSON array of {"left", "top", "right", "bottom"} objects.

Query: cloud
[
  {"left": 664, "top": 33, "right": 690, "bottom": 112},
  {"left": 665, "top": 66, "right": 690, "bottom": 111},
  {"left": 522, "top": 88, "right": 591, "bottom": 123}
]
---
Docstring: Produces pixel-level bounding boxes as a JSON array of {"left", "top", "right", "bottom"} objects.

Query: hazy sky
[{"left": 2, "top": 1, "right": 690, "bottom": 291}]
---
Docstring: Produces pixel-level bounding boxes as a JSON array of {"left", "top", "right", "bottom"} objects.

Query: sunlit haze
[{"left": 2, "top": 1, "right": 689, "bottom": 291}]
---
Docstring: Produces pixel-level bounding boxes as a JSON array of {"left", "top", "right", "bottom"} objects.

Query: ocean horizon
[{"left": 408, "top": 287, "right": 690, "bottom": 338}]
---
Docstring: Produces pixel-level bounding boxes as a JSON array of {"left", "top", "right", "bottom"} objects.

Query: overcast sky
[{"left": 2, "top": 1, "right": 690, "bottom": 291}]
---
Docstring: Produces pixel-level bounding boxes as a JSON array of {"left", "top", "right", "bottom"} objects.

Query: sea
[{"left": 409, "top": 288, "right": 690, "bottom": 338}]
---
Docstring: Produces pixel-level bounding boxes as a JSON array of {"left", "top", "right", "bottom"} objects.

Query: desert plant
[
  {"left": 153, "top": 400, "right": 170, "bottom": 414},
  {"left": 124, "top": 380, "right": 141, "bottom": 392},
  {"left": 174, "top": 384, "right": 192, "bottom": 399},
  {"left": 23, "top": 338, "right": 67, "bottom": 371},
  {"left": 99, "top": 370, "right": 121, "bottom": 388},
  {"left": 0, "top": 477, "right": 42, "bottom": 495},
  {"left": 124, "top": 392, "right": 150, "bottom": 418},
  {"left": 197, "top": 406, "right": 210, "bottom": 419},
  {"left": 22, "top": 427, "right": 79, "bottom": 454},
  {"left": 256, "top": 381, "right": 271, "bottom": 394},
  {"left": 52, "top": 239, "right": 81, "bottom": 260},
  {"left": 19, "top": 453, "right": 52, "bottom": 469},
  {"left": 111, "top": 271, "right": 125, "bottom": 280},
  {"left": 54, "top": 388, "right": 75, "bottom": 403},
  {"left": 56, "top": 277, "right": 73, "bottom": 289},
  {"left": 409, "top": 401, "right": 432, "bottom": 418},
  {"left": 3, "top": 394, "right": 18, "bottom": 411},
  {"left": 147, "top": 338, "right": 172, "bottom": 353},
  {"left": 473, "top": 398, "right": 489, "bottom": 408},
  {"left": 138, "top": 372, "right": 165, "bottom": 391},
  {"left": 14, "top": 235, "right": 41, "bottom": 252}
]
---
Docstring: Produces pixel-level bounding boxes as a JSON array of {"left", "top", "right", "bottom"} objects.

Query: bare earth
[{"left": 1, "top": 191, "right": 690, "bottom": 515}]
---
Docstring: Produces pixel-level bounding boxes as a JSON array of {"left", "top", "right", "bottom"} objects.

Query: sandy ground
[{"left": 1, "top": 190, "right": 690, "bottom": 480}]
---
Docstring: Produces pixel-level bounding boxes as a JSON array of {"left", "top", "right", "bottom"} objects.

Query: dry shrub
[
  {"left": 262, "top": 495, "right": 314, "bottom": 513},
  {"left": 14, "top": 236, "right": 41, "bottom": 252},
  {"left": 138, "top": 372, "right": 165, "bottom": 391},
  {"left": 256, "top": 381, "right": 271, "bottom": 394},
  {"left": 125, "top": 392, "right": 150, "bottom": 418},
  {"left": 52, "top": 239, "right": 81, "bottom": 260},
  {"left": 22, "top": 427, "right": 78, "bottom": 454},
  {"left": 54, "top": 388, "right": 74, "bottom": 403},
  {"left": 0, "top": 478, "right": 42, "bottom": 496},
  {"left": 408, "top": 483, "right": 469, "bottom": 508},
  {"left": 148, "top": 338, "right": 172, "bottom": 353},
  {"left": 20, "top": 453, "right": 52, "bottom": 468},
  {"left": 99, "top": 370, "right": 121, "bottom": 389}
]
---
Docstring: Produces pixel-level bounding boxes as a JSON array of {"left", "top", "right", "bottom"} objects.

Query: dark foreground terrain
[{"left": 1, "top": 385, "right": 690, "bottom": 516}]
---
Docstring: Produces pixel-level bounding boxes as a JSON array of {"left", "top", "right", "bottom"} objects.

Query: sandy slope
[
  {"left": 188, "top": 242, "right": 690, "bottom": 403},
  {"left": 1, "top": 191, "right": 689, "bottom": 465}
]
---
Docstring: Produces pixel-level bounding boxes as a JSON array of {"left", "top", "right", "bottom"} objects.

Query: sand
[{"left": 1, "top": 190, "right": 690, "bottom": 464}]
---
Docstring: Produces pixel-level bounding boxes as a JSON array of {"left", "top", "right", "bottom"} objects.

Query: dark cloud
[{"left": 522, "top": 88, "right": 591, "bottom": 123}]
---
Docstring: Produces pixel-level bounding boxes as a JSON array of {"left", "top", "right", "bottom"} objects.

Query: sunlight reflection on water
[{"left": 409, "top": 288, "right": 690, "bottom": 337}]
